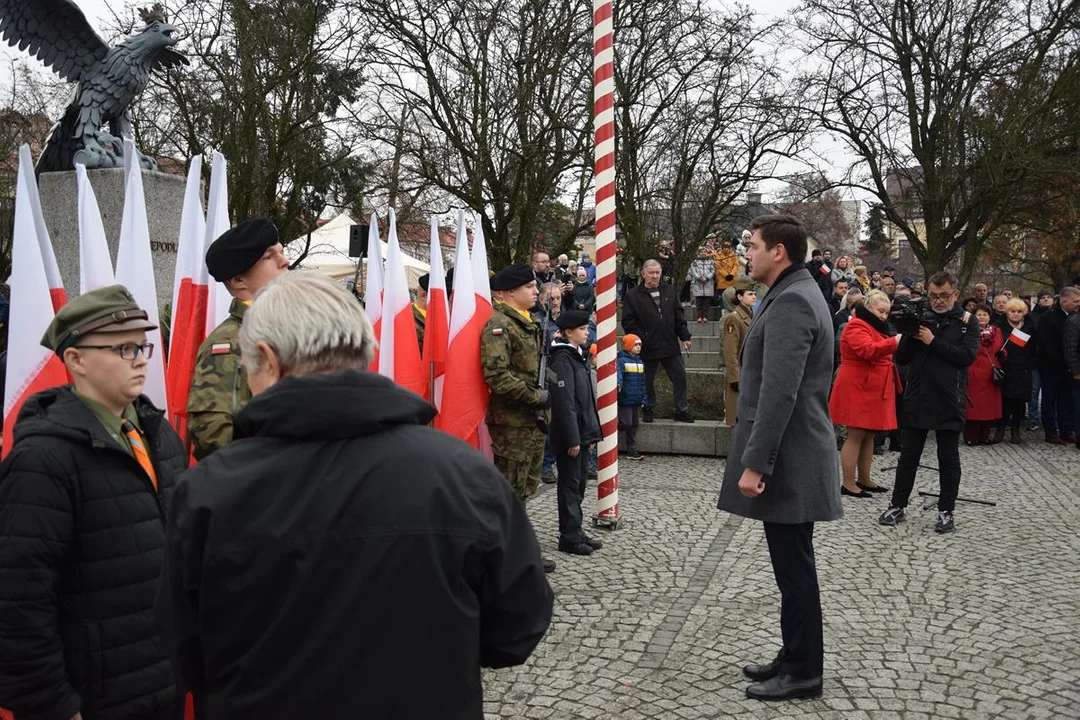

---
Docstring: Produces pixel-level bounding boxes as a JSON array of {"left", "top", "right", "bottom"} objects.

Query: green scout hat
[
  {"left": 734, "top": 277, "right": 756, "bottom": 292},
  {"left": 42, "top": 284, "right": 157, "bottom": 355}
]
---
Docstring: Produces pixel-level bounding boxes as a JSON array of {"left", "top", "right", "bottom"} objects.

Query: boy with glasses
[{"left": 0, "top": 285, "right": 187, "bottom": 720}]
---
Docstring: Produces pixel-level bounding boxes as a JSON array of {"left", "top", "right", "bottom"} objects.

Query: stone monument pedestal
[{"left": 37, "top": 168, "right": 188, "bottom": 310}]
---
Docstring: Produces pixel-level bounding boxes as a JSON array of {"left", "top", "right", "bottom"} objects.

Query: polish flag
[
  {"left": 166, "top": 156, "right": 209, "bottom": 434},
  {"left": 18, "top": 145, "right": 67, "bottom": 312},
  {"left": 2, "top": 149, "right": 68, "bottom": 458},
  {"left": 820, "top": 263, "right": 832, "bottom": 276},
  {"left": 364, "top": 213, "right": 384, "bottom": 372},
  {"left": 421, "top": 217, "right": 449, "bottom": 408},
  {"left": 76, "top": 164, "right": 115, "bottom": 292},
  {"left": 377, "top": 210, "right": 425, "bottom": 396},
  {"left": 1008, "top": 328, "right": 1031, "bottom": 348},
  {"left": 436, "top": 211, "right": 490, "bottom": 448},
  {"left": 470, "top": 213, "right": 494, "bottom": 458},
  {"left": 204, "top": 152, "right": 232, "bottom": 336},
  {"left": 115, "top": 139, "right": 168, "bottom": 411}
]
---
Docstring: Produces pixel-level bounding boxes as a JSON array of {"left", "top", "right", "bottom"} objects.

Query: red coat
[
  {"left": 966, "top": 325, "right": 1004, "bottom": 421},
  {"left": 830, "top": 317, "right": 901, "bottom": 430}
]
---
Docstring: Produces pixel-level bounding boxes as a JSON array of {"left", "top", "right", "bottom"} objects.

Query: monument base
[{"left": 37, "top": 168, "right": 188, "bottom": 311}]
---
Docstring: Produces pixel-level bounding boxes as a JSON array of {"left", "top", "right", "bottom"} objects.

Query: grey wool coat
[{"left": 718, "top": 267, "right": 843, "bottom": 524}]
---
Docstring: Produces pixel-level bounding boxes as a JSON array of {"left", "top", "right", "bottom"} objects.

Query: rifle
[{"left": 536, "top": 296, "right": 553, "bottom": 433}]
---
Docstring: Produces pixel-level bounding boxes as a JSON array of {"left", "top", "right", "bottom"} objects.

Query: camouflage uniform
[
  {"left": 186, "top": 299, "right": 252, "bottom": 460},
  {"left": 482, "top": 301, "right": 549, "bottom": 503}
]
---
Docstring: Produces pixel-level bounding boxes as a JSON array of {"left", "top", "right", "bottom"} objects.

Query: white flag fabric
[
  {"left": 18, "top": 145, "right": 65, "bottom": 301},
  {"left": 470, "top": 212, "right": 492, "bottom": 307},
  {"left": 364, "top": 212, "right": 384, "bottom": 371},
  {"left": 172, "top": 155, "right": 207, "bottom": 331},
  {"left": 204, "top": 152, "right": 232, "bottom": 335},
  {"left": 116, "top": 139, "right": 168, "bottom": 410},
  {"left": 446, "top": 211, "right": 474, "bottom": 343},
  {"left": 76, "top": 164, "right": 115, "bottom": 293}
]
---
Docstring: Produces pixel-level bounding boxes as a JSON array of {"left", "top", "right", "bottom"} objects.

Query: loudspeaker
[{"left": 349, "top": 225, "right": 370, "bottom": 258}]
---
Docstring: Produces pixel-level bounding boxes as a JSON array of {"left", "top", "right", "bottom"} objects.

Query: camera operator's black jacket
[{"left": 895, "top": 306, "right": 980, "bottom": 431}]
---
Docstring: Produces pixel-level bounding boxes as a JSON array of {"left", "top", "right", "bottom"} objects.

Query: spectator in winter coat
[
  {"left": 828, "top": 279, "right": 850, "bottom": 315},
  {"left": 806, "top": 249, "right": 832, "bottom": 301},
  {"left": 617, "top": 334, "right": 646, "bottom": 460},
  {"left": 1065, "top": 305, "right": 1080, "bottom": 449},
  {"left": 157, "top": 272, "right": 553, "bottom": 719},
  {"left": 963, "top": 306, "right": 1004, "bottom": 445},
  {"left": 1035, "top": 288, "right": 1080, "bottom": 443},
  {"left": 830, "top": 290, "right": 901, "bottom": 497},
  {"left": 829, "top": 256, "right": 855, "bottom": 287},
  {"left": 570, "top": 267, "right": 596, "bottom": 314},
  {"left": 621, "top": 260, "right": 694, "bottom": 423},
  {"left": 579, "top": 252, "right": 598, "bottom": 286},
  {"left": 997, "top": 299, "right": 1038, "bottom": 444},
  {"left": 0, "top": 285, "right": 187, "bottom": 720},
  {"left": 713, "top": 241, "right": 740, "bottom": 293},
  {"left": 723, "top": 279, "right": 755, "bottom": 426},
  {"left": 689, "top": 248, "right": 716, "bottom": 322},
  {"left": 852, "top": 265, "right": 870, "bottom": 293}
]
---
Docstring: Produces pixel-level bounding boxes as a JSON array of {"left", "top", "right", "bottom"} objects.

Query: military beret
[
  {"left": 556, "top": 309, "right": 591, "bottom": 330},
  {"left": 42, "top": 284, "right": 157, "bottom": 355},
  {"left": 418, "top": 273, "right": 430, "bottom": 291},
  {"left": 490, "top": 264, "right": 536, "bottom": 291},
  {"left": 205, "top": 218, "right": 279, "bottom": 282}
]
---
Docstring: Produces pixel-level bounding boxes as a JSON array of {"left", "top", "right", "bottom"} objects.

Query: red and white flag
[
  {"left": 204, "top": 152, "right": 232, "bottom": 336},
  {"left": 2, "top": 149, "right": 68, "bottom": 458},
  {"left": 364, "top": 213, "right": 384, "bottom": 372},
  {"left": 820, "top": 263, "right": 832, "bottom": 276},
  {"left": 116, "top": 140, "right": 168, "bottom": 411},
  {"left": 422, "top": 217, "right": 450, "bottom": 408},
  {"left": 377, "top": 209, "right": 426, "bottom": 396},
  {"left": 76, "top": 164, "right": 115, "bottom": 293},
  {"left": 469, "top": 212, "right": 494, "bottom": 458},
  {"left": 19, "top": 145, "right": 67, "bottom": 312},
  {"left": 436, "top": 211, "right": 490, "bottom": 448},
  {"left": 1008, "top": 328, "right": 1031, "bottom": 348},
  {"left": 167, "top": 156, "right": 209, "bottom": 433}
]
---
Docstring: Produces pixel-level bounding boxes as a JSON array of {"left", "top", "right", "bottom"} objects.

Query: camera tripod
[{"left": 878, "top": 462, "right": 997, "bottom": 510}]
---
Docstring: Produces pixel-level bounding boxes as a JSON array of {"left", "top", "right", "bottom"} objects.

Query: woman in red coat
[
  {"left": 830, "top": 290, "right": 902, "bottom": 498},
  {"left": 964, "top": 306, "right": 1004, "bottom": 445}
]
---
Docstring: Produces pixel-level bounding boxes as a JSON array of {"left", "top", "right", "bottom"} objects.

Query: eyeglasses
[
  {"left": 928, "top": 292, "right": 955, "bottom": 301},
  {"left": 74, "top": 343, "right": 155, "bottom": 360}
]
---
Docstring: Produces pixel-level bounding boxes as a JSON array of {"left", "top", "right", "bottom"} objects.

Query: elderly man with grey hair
[
  {"left": 622, "top": 259, "right": 693, "bottom": 422},
  {"left": 157, "top": 272, "right": 554, "bottom": 719}
]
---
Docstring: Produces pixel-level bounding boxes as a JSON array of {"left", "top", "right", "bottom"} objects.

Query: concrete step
[
  {"left": 620, "top": 418, "right": 733, "bottom": 457},
  {"left": 686, "top": 351, "right": 722, "bottom": 370},
  {"left": 690, "top": 335, "right": 724, "bottom": 353}
]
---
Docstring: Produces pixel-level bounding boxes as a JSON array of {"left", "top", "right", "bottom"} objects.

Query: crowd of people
[{"left": 1, "top": 210, "right": 1079, "bottom": 717}]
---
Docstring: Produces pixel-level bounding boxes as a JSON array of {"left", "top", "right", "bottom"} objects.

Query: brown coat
[
  {"left": 723, "top": 305, "right": 752, "bottom": 425},
  {"left": 714, "top": 249, "right": 740, "bottom": 291}
]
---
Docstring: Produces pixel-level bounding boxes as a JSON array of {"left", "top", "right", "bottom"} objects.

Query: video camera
[{"left": 890, "top": 295, "right": 938, "bottom": 336}]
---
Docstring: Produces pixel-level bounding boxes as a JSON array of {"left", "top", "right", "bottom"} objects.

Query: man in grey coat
[{"left": 717, "top": 214, "right": 843, "bottom": 701}]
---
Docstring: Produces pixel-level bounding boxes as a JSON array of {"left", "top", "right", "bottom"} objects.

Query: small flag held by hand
[{"left": 1007, "top": 328, "right": 1030, "bottom": 348}]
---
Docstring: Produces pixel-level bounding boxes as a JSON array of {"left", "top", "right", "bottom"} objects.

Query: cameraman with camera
[{"left": 879, "top": 272, "right": 979, "bottom": 534}]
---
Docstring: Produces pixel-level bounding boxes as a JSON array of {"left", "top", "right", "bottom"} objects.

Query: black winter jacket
[
  {"left": 896, "top": 306, "right": 980, "bottom": 431},
  {"left": 156, "top": 370, "right": 553, "bottom": 720},
  {"left": 549, "top": 342, "right": 602, "bottom": 454},
  {"left": 999, "top": 316, "right": 1039, "bottom": 400},
  {"left": 1064, "top": 313, "right": 1080, "bottom": 377},
  {"left": 0, "top": 388, "right": 186, "bottom": 720},
  {"left": 1035, "top": 304, "right": 1071, "bottom": 375},
  {"left": 621, "top": 282, "right": 690, "bottom": 361}
]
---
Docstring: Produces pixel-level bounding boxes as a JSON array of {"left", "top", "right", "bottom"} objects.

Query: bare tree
[
  {"left": 354, "top": 0, "right": 595, "bottom": 266},
  {"left": 774, "top": 172, "right": 855, "bottom": 253},
  {"left": 612, "top": 0, "right": 809, "bottom": 281},
  {"left": 796, "top": 0, "right": 1080, "bottom": 285}
]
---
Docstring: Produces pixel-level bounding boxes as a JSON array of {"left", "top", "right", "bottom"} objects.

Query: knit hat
[{"left": 622, "top": 333, "right": 642, "bottom": 351}]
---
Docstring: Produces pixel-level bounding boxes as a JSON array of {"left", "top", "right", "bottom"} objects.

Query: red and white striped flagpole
[{"left": 593, "top": 0, "right": 620, "bottom": 528}]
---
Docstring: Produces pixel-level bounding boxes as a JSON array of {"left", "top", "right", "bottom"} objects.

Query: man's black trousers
[
  {"left": 890, "top": 427, "right": 961, "bottom": 512},
  {"left": 763, "top": 521, "right": 824, "bottom": 679},
  {"left": 556, "top": 450, "right": 589, "bottom": 544},
  {"left": 644, "top": 354, "right": 688, "bottom": 413}
]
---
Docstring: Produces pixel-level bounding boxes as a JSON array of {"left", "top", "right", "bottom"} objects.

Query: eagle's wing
[
  {"left": 0, "top": 0, "right": 109, "bottom": 83},
  {"left": 153, "top": 48, "right": 189, "bottom": 72}
]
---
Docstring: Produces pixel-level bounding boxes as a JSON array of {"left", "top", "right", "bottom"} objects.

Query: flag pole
[{"left": 592, "top": 0, "right": 621, "bottom": 529}]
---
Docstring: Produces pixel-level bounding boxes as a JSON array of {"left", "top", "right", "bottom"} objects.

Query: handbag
[{"left": 992, "top": 365, "right": 1006, "bottom": 384}]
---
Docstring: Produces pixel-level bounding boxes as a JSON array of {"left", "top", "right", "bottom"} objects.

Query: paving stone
[{"left": 481, "top": 437, "right": 1080, "bottom": 718}]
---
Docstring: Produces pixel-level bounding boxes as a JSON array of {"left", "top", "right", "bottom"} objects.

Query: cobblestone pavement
[{"left": 483, "top": 432, "right": 1080, "bottom": 719}]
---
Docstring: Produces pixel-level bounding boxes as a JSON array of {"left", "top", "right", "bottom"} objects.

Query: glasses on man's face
[
  {"left": 75, "top": 342, "right": 155, "bottom": 360},
  {"left": 929, "top": 291, "right": 954, "bottom": 301}
]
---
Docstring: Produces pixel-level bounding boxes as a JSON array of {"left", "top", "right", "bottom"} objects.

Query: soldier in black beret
[
  {"left": 549, "top": 309, "right": 603, "bottom": 556},
  {"left": 188, "top": 218, "right": 289, "bottom": 460},
  {"left": 0, "top": 284, "right": 188, "bottom": 720}
]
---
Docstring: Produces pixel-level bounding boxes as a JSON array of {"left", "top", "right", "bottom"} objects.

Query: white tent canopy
[{"left": 287, "top": 213, "right": 429, "bottom": 288}]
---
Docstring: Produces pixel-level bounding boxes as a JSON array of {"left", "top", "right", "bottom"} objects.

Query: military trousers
[{"left": 490, "top": 424, "right": 546, "bottom": 504}]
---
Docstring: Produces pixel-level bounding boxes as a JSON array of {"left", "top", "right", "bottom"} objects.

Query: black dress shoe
[
  {"left": 746, "top": 674, "right": 823, "bottom": 701},
  {"left": 841, "top": 486, "right": 872, "bottom": 498},
  {"left": 583, "top": 535, "right": 603, "bottom": 550},
  {"left": 557, "top": 540, "right": 594, "bottom": 556},
  {"left": 856, "top": 481, "right": 890, "bottom": 493},
  {"left": 742, "top": 661, "right": 781, "bottom": 682},
  {"left": 542, "top": 557, "right": 556, "bottom": 573}
]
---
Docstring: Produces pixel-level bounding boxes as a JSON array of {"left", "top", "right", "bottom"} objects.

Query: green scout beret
[
  {"left": 205, "top": 218, "right": 279, "bottom": 282},
  {"left": 490, "top": 264, "right": 535, "bottom": 292},
  {"left": 734, "top": 277, "right": 756, "bottom": 292},
  {"left": 555, "top": 309, "right": 590, "bottom": 330},
  {"left": 42, "top": 284, "right": 157, "bottom": 355}
]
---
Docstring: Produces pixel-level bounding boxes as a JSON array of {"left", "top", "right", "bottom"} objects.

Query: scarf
[{"left": 854, "top": 303, "right": 892, "bottom": 336}]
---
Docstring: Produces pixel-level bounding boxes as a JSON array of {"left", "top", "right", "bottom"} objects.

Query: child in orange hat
[{"left": 617, "top": 334, "right": 646, "bottom": 460}]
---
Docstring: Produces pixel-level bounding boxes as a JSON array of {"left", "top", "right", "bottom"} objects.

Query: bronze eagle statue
[{"left": 0, "top": 0, "right": 188, "bottom": 173}]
